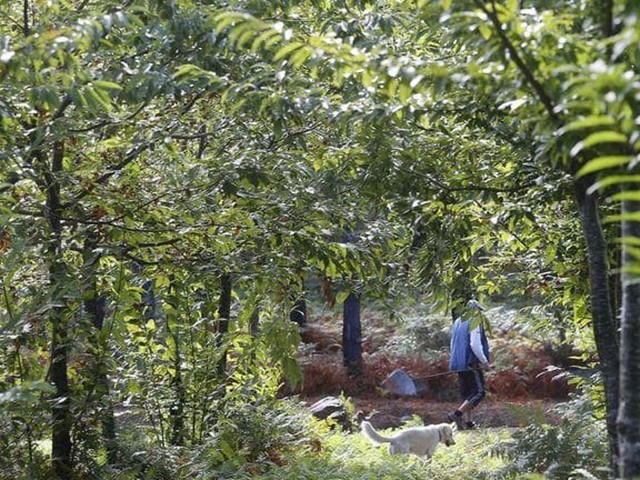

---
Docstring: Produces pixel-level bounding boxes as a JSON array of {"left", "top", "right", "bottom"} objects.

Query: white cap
[{"left": 467, "top": 299, "right": 484, "bottom": 311}]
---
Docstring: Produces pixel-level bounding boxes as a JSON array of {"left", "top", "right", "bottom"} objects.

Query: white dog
[{"left": 360, "top": 421, "right": 455, "bottom": 458}]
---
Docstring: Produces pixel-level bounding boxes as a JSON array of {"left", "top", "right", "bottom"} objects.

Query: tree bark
[
  {"left": 249, "top": 308, "right": 260, "bottom": 339},
  {"left": 574, "top": 176, "right": 619, "bottom": 476},
  {"left": 166, "top": 278, "right": 186, "bottom": 446},
  {"left": 216, "top": 273, "right": 231, "bottom": 377},
  {"left": 82, "top": 233, "right": 116, "bottom": 462},
  {"left": 617, "top": 199, "right": 640, "bottom": 478},
  {"left": 342, "top": 292, "right": 362, "bottom": 375},
  {"left": 23, "top": 0, "right": 29, "bottom": 36},
  {"left": 46, "top": 141, "right": 72, "bottom": 479}
]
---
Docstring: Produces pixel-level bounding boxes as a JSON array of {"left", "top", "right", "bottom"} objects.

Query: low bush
[
  {"left": 186, "top": 395, "right": 317, "bottom": 479},
  {"left": 0, "top": 382, "right": 53, "bottom": 480},
  {"left": 236, "top": 422, "right": 511, "bottom": 480},
  {"left": 493, "top": 395, "right": 610, "bottom": 479}
]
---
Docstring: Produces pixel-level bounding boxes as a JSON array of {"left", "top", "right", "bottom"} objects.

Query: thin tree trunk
[
  {"left": 342, "top": 292, "right": 362, "bottom": 375},
  {"left": 250, "top": 309, "right": 260, "bottom": 338},
  {"left": 23, "top": 0, "right": 29, "bottom": 36},
  {"left": 617, "top": 199, "right": 640, "bottom": 478},
  {"left": 575, "top": 177, "right": 619, "bottom": 476},
  {"left": 167, "top": 279, "right": 185, "bottom": 446},
  {"left": 169, "top": 335, "right": 185, "bottom": 446},
  {"left": 599, "top": 0, "right": 614, "bottom": 38},
  {"left": 46, "top": 141, "right": 72, "bottom": 479},
  {"left": 82, "top": 233, "right": 116, "bottom": 462},
  {"left": 216, "top": 273, "right": 231, "bottom": 377}
]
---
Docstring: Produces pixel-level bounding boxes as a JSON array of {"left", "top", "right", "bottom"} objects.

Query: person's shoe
[
  {"left": 447, "top": 412, "right": 466, "bottom": 430},
  {"left": 465, "top": 421, "right": 476, "bottom": 430}
]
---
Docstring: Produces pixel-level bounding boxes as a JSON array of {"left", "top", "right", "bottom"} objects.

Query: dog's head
[{"left": 438, "top": 423, "right": 455, "bottom": 447}]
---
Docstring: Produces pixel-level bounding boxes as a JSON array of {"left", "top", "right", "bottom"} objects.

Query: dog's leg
[{"left": 391, "top": 441, "right": 409, "bottom": 455}]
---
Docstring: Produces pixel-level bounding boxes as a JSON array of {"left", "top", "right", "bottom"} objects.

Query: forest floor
[
  {"left": 289, "top": 305, "right": 573, "bottom": 430},
  {"left": 311, "top": 395, "right": 562, "bottom": 429}
]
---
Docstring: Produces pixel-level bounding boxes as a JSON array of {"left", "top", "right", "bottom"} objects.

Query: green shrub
[
  {"left": 381, "top": 312, "right": 451, "bottom": 359},
  {"left": 494, "top": 396, "right": 610, "bottom": 479},
  {"left": 0, "top": 382, "right": 54, "bottom": 480},
  {"left": 247, "top": 424, "right": 511, "bottom": 480},
  {"left": 187, "top": 394, "right": 316, "bottom": 479}
]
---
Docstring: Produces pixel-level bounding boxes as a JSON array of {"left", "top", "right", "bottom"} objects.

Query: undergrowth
[
  {"left": 493, "top": 395, "right": 610, "bottom": 479},
  {"left": 245, "top": 422, "right": 511, "bottom": 480}
]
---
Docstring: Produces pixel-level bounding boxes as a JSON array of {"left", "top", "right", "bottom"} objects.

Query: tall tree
[
  {"left": 46, "top": 140, "right": 72, "bottom": 479},
  {"left": 618, "top": 197, "right": 640, "bottom": 478},
  {"left": 342, "top": 291, "right": 362, "bottom": 375},
  {"left": 82, "top": 232, "right": 117, "bottom": 462}
]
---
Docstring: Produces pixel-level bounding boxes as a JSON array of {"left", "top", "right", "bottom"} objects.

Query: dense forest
[{"left": 1, "top": 1, "right": 640, "bottom": 479}]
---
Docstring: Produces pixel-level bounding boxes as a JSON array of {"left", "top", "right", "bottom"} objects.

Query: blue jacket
[{"left": 449, "top": 317, "right": 490, "bottom": 371}]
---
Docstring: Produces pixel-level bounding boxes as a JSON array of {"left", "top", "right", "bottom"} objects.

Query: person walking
[{"left": 447, "top": 299, "right": 491, "bottom": 430}]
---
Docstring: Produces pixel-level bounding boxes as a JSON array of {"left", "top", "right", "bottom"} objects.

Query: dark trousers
[{"left": 458, "top": 366, "right": 486, "bottom": 406}]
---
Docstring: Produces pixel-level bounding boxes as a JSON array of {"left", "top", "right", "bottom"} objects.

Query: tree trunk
[
  {"left": 617, "top": 199, "right": 640, "bottom": 478},
  {"left": 574, "top": 177, "right": 619, "bottom": 476},
  {"left": 166, "top": 280, "right": 186, "bottom": 446},
  {"left": 216, "top": 273, "right": 231, "bottom": 377},
  {"left": 249, "top": 308, "right": 260, "bottom": 339},
  {"left": 46, "top": 141, "right": 72, "bottom": 479},
  {"left": 82, "top": 233, "right": 116, "bottom": 462},
  {"left": 168, "top": 334, "right": 185, "bottom": 446},
  {"left": 342, "top": 292, "right": 362, "bottom": 375}
]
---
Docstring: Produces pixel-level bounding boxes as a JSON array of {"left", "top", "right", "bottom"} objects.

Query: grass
[{"left": 250, "top": 423, "right": 517, "bottom": 480}]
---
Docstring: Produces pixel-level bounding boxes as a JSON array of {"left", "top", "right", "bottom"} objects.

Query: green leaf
[
  {"left": 570, "top": 131, "right": 628, "bottom": 157},
  {"left": 93, "top": 80, "right": 122, "bottom": 91},
  {"left": 251, "top": 29, "right": 282, "bottom": 52},
  {"left": 273, "top": 42, "right": 305, "bottom": 62},
  {"left": 228, "top": 23, "right": 256, "bottom": 47},
  {"left": 611, "top": 191, "right": 640, "bottom": 202},
  {"left": 576, "top": 155, "right": 633, "bottom": 177},
  {"left": 173, "top": 64, "right": 202, "bottom": 80},
  {"left": 614, "top": 236, "right": 640, "bottom": 246},
  {"left": 289, "top": 46, "right": 313, "bottom": 68},
  {"left": 0, "top": 381, "right": 56, "bottom": 406},
  {"left": 335, "top": 290, "right": 351, "bottom": 304},
  {"left": 398, "top": 81, "right": 412, "bottom": 103},
  {"left": 213, "top": 12, "right": 250, "bottom": 32},
  {"left": 478, "top": 22, "right": 492, "bottom": 40},
  {"left": 605, "top": 212, "right": 640, "bottom": 223},
  {"left": 587, "top": 175, "right": 640, "bottom": 194},
  {"left": 620, "top": 265, "right": 640, "bottom": 275},
  {"left": 219, "top": 439, "right": 235, "bottom": 459},
  {"left": 560, "top": 115, "right": 616, "bottom": 134},
  {"left": 623, "top": 245, "right": 640, "bottom": 261},
  {"left": 85, "top": 87, "right": 112, "bottom": 111}
]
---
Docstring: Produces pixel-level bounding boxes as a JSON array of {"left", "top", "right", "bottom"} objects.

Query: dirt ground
[
  {"left": 347, "top": 396, "right": 562, "bottom": 429},
  {"left": 297, "top": 312, "right": 570, "bottom": 430},
  {"left": 302, "top": 393, "right": 562, "bottom": 430}
]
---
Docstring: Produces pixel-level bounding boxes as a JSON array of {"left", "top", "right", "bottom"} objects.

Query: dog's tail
[{"left": 360, "top": 421, "right": 394, "bottom": 445}]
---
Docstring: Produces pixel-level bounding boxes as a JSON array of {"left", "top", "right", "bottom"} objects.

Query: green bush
[
  {"left": 186, "top": 394, "right": 316, "bottom": 479},
  {"left": 494, "top": 396, "right": 610, "bottom": 479},
  {"left": 381, "top": 312, "right": 451, "bottom": 359},
  {"left": 102, "top": 383, "right": 316, "bottom": 479},
  {"left": 247, "top": 423, "right": 511, "bottom": 480},
  {"left": 0, "top": 382, "right": 54, "bottom": 480}
]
